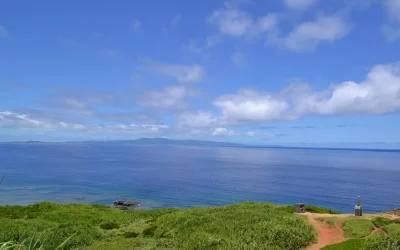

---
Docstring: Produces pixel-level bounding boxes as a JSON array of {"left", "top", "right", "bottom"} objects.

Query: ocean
[{"left": 0, "top": 142, "right": 399, "bottom": 213}]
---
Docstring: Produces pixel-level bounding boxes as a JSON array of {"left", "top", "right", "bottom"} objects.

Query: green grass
[
  {"left": 372, "top": 217, "right": 394, "bottom": 228},
  {"left": 384, "top": 224, "right": 400, "bottom": 239},
  {"left": 342, "top": 219, "right": 375, "bottom": 238},
  {"left": 320, "top": 239, "right": 365, "bottom": 250},
  {"left": 0, "top": 202, "right": 317, "bottom": 250}
]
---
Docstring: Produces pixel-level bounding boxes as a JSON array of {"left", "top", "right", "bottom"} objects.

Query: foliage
[
  {"left": 123, "top": 231, "right": 139, "bottom": 238},
  {"left": 0, "top": 202, "right": 317, "bottom": 250},
  {"left": 342, "top": 219, "right": 375, "bottom": 238},
  {"left": 364, "top": 234, "right": 400, "bottom": 250},
  {"left": 320, "top": 239, "right": 365, "bottom": 250},
  {"left": 278, "top": 205, "right": 340, "bottom": 214},
  {"left": 305, "top": 205, "right": 340, "bottom": 214},
  {"left": 152, "top": 202, "right": 316, "bottom": 250},
  {"left": 100, "top": 221, "right": 119, "bottom": 230},
  {"left": 372, "top": 217, "right": 394, "bottom": 228},
  {"left": 384, "top": 224, "right": 400, "bottom": 239}
]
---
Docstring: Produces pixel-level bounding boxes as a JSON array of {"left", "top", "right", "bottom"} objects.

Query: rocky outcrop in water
[
  {"left": 393, "top": 208, "right": 400, "bottom": 216},
  {"left": 114, "top": 200, "right": 140, "bottom": 210}
]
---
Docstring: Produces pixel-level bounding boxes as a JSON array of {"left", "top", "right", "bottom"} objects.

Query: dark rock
[
  {"left": 393, "top": 208, "right": 400, "bottom": 216},
  {"left": 114, "top": 200, "right": 140, "bottom": 210}
]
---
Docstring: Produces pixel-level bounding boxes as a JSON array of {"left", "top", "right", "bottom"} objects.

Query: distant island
[{"left": 2, "top": 138, "right": 400, "bottom": 152}]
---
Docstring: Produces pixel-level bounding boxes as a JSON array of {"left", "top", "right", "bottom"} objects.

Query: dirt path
[{"left": 304, "top": 214, "right": 345, "bottom": 250}]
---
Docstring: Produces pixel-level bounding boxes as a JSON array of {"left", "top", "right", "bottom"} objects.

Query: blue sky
[{"left": 1, "top": 0, "right": 400, "bottom": 146}]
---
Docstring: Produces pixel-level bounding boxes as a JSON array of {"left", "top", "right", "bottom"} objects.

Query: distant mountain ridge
[{"left": 106, "top": 138, "right": 244, "bottom": 147}]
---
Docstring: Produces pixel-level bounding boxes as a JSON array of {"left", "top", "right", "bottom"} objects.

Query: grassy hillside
[{"left": 0, "top": 202, "right": 316, "bottom": 250}]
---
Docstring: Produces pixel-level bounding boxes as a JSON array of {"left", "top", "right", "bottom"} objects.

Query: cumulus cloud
[
  {"left": 281, "top": 16, "right": 350, "bottom": 50},
  {"left": 212, "top": 127, "right": 235, "bottom": 136},
  {"left": 137, "top": 85, "right": 197, "bottom": 110},
  {"left": 149, "top": 61, "right": 205, "bottom": 83},
  {"left": 284, "top": 0, "right": 319, "bottom": 9},
  {"left": 182, "top": 63, "right": 400, "bottom": 127},
  {"left": 0, "top": 25, "right": 8, "bottom": 38},
  {"left": 214, "top": 89, "right": 292, "bottom": 124}
]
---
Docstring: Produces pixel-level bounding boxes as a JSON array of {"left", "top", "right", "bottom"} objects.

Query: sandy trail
[
  {"left": 303, "top": 213, "right": 345, "bottom": 250},
  {"left": 302, "top": 212, "right": 399, "bottom": 249}
]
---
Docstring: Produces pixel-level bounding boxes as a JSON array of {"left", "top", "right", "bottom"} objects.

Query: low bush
[
  {"left": 384, "top": 224, "right": 400, "bottom": 239},
  {"left": 0, "top": 202, "right": 317, "bottom": 250},
  {"left": 372, "top": 217, "right": 393, "bottom": 228},
  {"left": 153, "top": 202, "right": 316, "bottom": 250},
  {"left": 100, "top": 221, "right": 119, "bottom": 230},
  {"left": 364, "top": 234, "right": 400, "bottom": 250},
  {"left": 123, "top": 231, "right": 139, "bottom": 238},
  {"left": 342, "top": 219, "right": 375, "bottom": 238},
  {"left": 321, "top": 239, "right": 365, "bottom": 250},
  {"left": 305, "top": 205, "right": 340, "bottom": 214}
]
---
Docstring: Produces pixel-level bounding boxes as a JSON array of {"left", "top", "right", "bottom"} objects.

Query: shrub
[
  {"left": 384, "top": 224, "right": 400, "bottom": 240},
  {"left": 305, "top": 205, "right": 340, "bottom": 214},
  {"left": 153, "top": 202, "right": 316, "bottom": 250},
  {"left": 342, "top": 219, "right": 375, "bottom": 238},
  {"left": 321, "top": 239, "right": 365, "bottom": 250},
  {"left": 364, "top": 234, "right": 400, "bottom": 250},
  {"left": 142, "top": 225, "right": 157, "bottom": 237},
  {"left": 392, "top": 219, "right": 400, "bottom": 224},
  {"left": 372, "top": 217, "right": 393, "bottom": 228},
  {"left": 100, "top": 221, "right": 119, "bottom": 230}
]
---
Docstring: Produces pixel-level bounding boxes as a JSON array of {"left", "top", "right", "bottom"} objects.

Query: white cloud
[
  {"left": 382, "top": 0, "right": 400, "bottom": 41},
  {"left": 282, "top": 16, "right": 350, "bottom": 50},
  {"left": 137, "top": 85, "right": 197, "bottom": 110},
  {"left": 224, "top": 0, "right": 252, "bottom": 9},
  {"left": 0, "top": 25, "right": 8, "bottom": 38},
  {"left": 208, "top": 8, "right": 277, "bottom": 38},
  {"left": 383, "top": 25, "right": 400, "bottom": 41},
  {"left": 182, "top": 63, "right": 400, "bottom": 127},
  {"left": 208, "top": 9, "right": 253, "bottom": 37},
  {"left": 164, "top": 14, "right": 182, "bottom": 32},
  {"left": 212, "top": 127, "right": 235, "bottom": 136},
  {"left": 150, "top": 62, "right": 205, "bottom": 83},
  {"left": 0, "top": 111, "right": 85, "bottom": 131},
  {"left": 176, "top": 111, "right": 217, "bottom": 128},
  {"left": 245, "top": 131, "right": 273, "bottom": 137},
  {"left": 206, "top": 35, "right": 222, "bottom": 46},
  {"left": 130, "top": 19, "right": 142, "bottom": 32},
  {"left": 284, "top": 0, "right": 319, "bottom": 9},
  {"left": 293, "top": 64, "right": 400, "bottom": 115},
  {"left": 214, "top": 89, "right": 292, "bottom": 124},
  {"left": 0, "top": 111, "right": 168, "bottom": 135},
  {"left": 231, "top": 52, "right": 247, "bottom": 67},
  {"left": 187, "top": 40, "right": 203, "bottom": 53},
  {"left": 386, "top": 0, "right": 400, "bottom": 22}
]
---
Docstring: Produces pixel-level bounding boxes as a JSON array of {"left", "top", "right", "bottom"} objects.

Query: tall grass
[{"left": 0, "top": 202, "right": 317, "bottom": 250}]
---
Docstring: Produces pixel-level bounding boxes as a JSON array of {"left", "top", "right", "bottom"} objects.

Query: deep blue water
[{"left": 0, "top": 143, "right": 399, "bottom": 213}]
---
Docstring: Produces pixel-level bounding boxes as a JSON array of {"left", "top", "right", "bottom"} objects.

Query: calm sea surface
[{"left": 0, "top": 143, "right": 399, "bottom": 213}]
